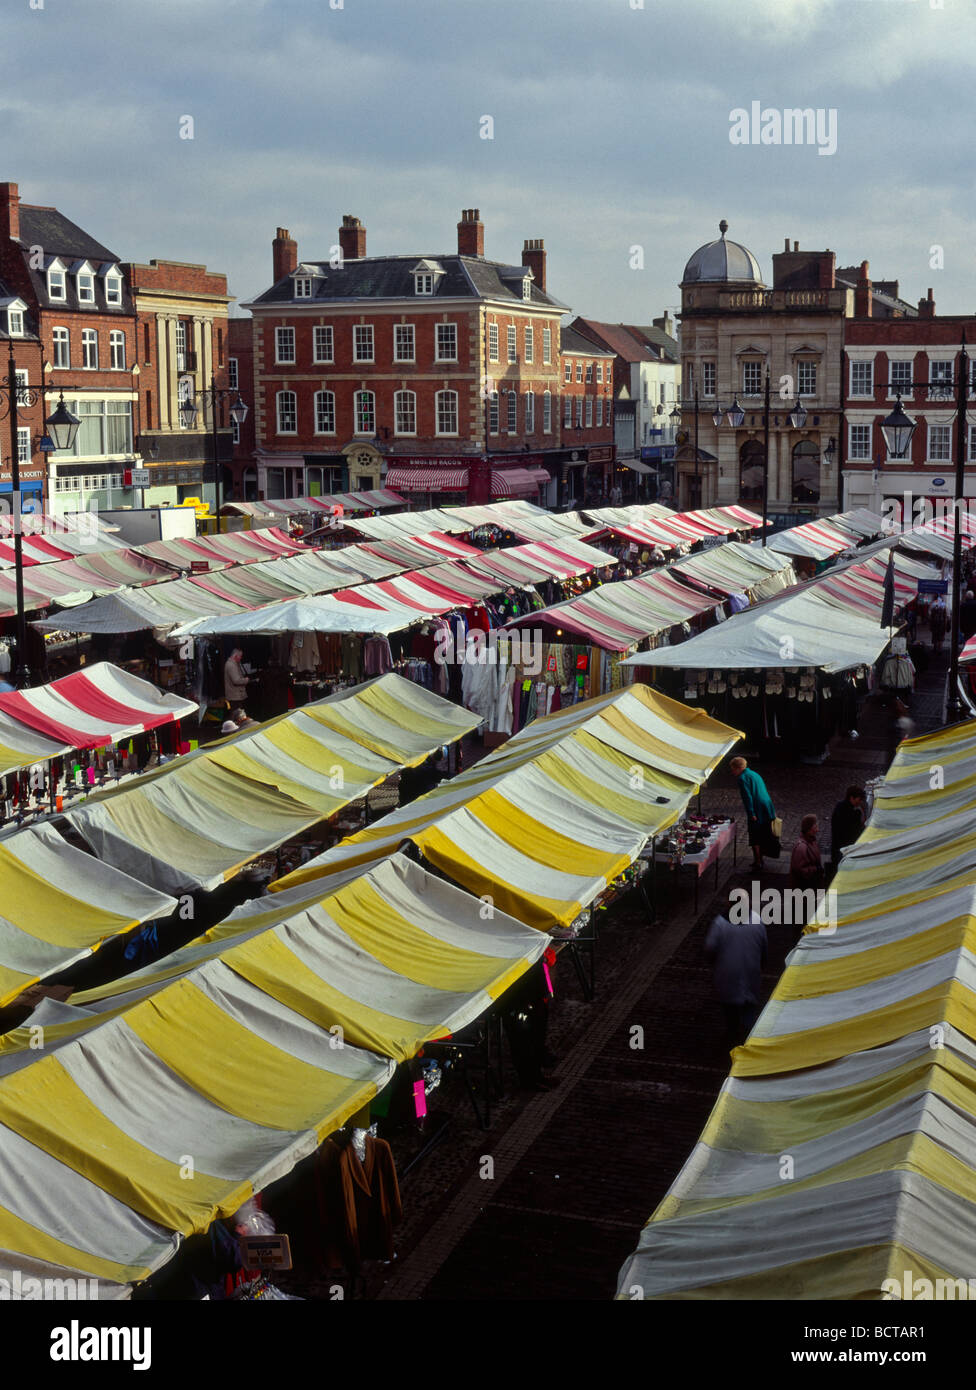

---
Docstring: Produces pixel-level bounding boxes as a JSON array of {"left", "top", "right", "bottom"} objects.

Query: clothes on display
[{"left": 313, "top": 1132, "right": 402, "bottom": 1272}]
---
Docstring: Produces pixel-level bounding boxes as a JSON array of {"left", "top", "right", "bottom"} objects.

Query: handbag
[{"left": 770, "top": 816, "right": 783, "bottom": 838}]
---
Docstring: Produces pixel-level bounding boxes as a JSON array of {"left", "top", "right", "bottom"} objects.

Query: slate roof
[
  {"left": 14, "top": 205, "right": 133, "bottom": 316},
  {"left": 626, "top": 324, "right": 680, "bottom": 363},
  {"left": 247, "top": 254, "right": 569, "bottom": 311},
  {"left": 560, "top": 324, "right": 615, "bottom": 357},
  {"left": 570, "top": 318, "right": 658, "bottom": 364}
]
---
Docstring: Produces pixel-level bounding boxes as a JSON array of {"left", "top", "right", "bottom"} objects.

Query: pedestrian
[
  {"left": 223, "top": 646, "right": 251, "bottom": 704},
  {"left": 929, "top": 594, "right": 947, "bottom": 650},
  {"left": 704, "top": 894, "right": 768, "bottom": 1049},
  {"left": 829, "top": 785, "right": 866, "bottom": 878},
  {"left": 729, "top": 755, "right": 777, "bottom": 870},
  {"left": 790, "top": 815, "right": 823, "bottom": 890},
  {"left": 886, "top": 697, "right": 915, "bottom": 764}
]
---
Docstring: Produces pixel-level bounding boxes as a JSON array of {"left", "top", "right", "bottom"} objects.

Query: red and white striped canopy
[
  {"left": 385, "top": 467, "right": 470, "bottom": 492},
  {"left": 0, "top": 663, "right": 197, "bottom": 773}
]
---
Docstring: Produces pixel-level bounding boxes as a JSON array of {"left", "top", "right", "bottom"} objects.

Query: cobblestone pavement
[{"left": 344, "top": 647, "right": 948, "bottom": 1301}]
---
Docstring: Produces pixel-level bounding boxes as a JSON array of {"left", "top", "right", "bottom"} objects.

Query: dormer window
[
  {"left": 47, "top": 262, "right": 67, "bottom": 301},
  {"left": 294, "top": 277, "right": 313, "bottom": 298},
  {"left": 0, "top": 298, "right": 28, "bottom": 337},
  {"left": 410, "top": 259, "right": 443, "bottom": 296},
  {"left": 522, "top": 276, "right": 532, "bottom": 301},
  {"left": 105, "top": 274, "right": 122, "bottom": 306},
  {"left": 76, "top": 264, "right": 96, "bottom": 304}
]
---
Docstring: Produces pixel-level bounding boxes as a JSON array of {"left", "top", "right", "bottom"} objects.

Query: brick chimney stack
[
  {"left": 272, "top": 227, "right": 297, "bottom": 282},
  {"left": 457, "top": 209, "right": 484, "bottom": 258},
  {"left": 917, "top": 288, "right": 936, "bottom": 318},
  {"left": 339, "top": 215, "right": 366, "bottom": 262},
  {"left": 854, "top": 260, "right": 872, "bottom": 318},
  {"left": 521, "top": 238, "right": 546, "bottom": 292},
  {"left": 0, "top": 182, "right": 20, "bottom": 242}
]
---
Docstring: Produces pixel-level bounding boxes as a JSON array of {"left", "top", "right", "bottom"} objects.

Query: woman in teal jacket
[{"left": 730, "top": 756, "right": 776, "bottom": 869}]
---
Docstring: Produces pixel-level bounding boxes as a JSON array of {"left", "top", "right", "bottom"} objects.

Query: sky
[{"left": 7, "top": 0, "right": 976, "bottom": 325}]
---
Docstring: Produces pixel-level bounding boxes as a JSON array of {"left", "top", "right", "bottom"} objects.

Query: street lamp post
[
  {"left": 672, "top": 387, "right": 705, "bottom": 509},
  {"left": 179, "top": 373, "right": 248, "bottom": 531},
  {"left": 879, "top": 332, "right": 973, "bottom": 722},
  {"left": 1, "top": 352, "right": 80, "bottom": 687}
]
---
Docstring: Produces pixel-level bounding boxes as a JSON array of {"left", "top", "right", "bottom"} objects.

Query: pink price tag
[
  {"left": 542, "top": 962, "right": 554, "bottom": 997},
  {"left": 412, "top": 1079, "right": 427, "bottom": 1119}
]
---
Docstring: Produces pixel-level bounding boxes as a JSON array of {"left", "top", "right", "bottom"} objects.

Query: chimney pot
[
  {"left": 272, "top": 226, "right": 298, "bottom": 283},
  {"left": 457, "top": 209, "right": 484, "bottom": 258},
  {"left": 793, "top": 240, "right": 799, "bottom": 252},
  {"left": 338, "top": 215, "right": 366, "bottom": 261},
  {"left": 0, "top": 182, "right": 20, "bottom": 243},
  {"left": 521, "top": 237, "right": 547, "bottom": 292}
]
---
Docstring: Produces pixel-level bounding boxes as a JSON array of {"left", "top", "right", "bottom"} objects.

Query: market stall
[
  {"left": 617, "top": 718, "right": 976, "bottom": 1300},
  {"left": 0, "top": 849, "right": 547, "bottom": 1297}
]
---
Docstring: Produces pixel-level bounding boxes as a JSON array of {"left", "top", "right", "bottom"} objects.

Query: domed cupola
[{"left": 682, "top": 221, "right": 764, "bottom": 286}]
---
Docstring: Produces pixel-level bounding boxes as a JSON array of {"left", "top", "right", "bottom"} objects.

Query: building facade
[
  {"left": 124, "top": 259, "right": 234, "bottom": 510},
  {"left": 843, "top": 293, "right": 976, "bottom": 521},
  {"left": 0, "top": 181, "right": 139, "bottom": 514},
  {"left": 244, "top": 210, "right": 614, "bottom": 506},
  {"left": 676, "top": 224, "right": 854, "bottom": 516}
]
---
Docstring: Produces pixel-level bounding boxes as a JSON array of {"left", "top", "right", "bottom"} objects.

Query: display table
[{"left": 648, "top": 817, "right": 736, "bottom": 912}]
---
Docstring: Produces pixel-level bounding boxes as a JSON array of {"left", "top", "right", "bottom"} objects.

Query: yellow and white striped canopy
[
  {"left": 276, "top": 685, "right": 741, "bottom": 930},
  {"left": 617, "top": 719, "right": 976, "bottom": 1300},
  {"left": 0, "top": 823, "right": 175, "bottom": 1008},
  {"left": 66, "top": 674, "right": 480, "bottom": 895},
  {"left": 0, "top": 853, "right": 546, "bottom": 1295}
]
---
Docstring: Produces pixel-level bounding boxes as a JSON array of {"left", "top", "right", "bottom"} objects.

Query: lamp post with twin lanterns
[
  {"left": 878, "top": 332, "right": 974, "bottom": 722},
  {"left": 1, "top": 350, "right": 80, "bottom": 687},
  {"left": 178, "top": 373, "right": 248, "bottom": 530}
]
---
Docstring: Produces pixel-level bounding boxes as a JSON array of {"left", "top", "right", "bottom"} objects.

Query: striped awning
[
  {"left": 490, "top": 468, "right": 550, "bottom": 496},
  {"left": 385, "top": 467, "right": 469, "bottom": 492}
]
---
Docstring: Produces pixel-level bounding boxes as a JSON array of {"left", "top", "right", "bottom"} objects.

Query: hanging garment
[
  {"left": 314, "top": 1135, "right": 402, "bottom": 1271},
  {"left": 340, "top": 633, "right": 363, "bottom": 681},
  {"left": 289, "top": 631, "right": 323, "bottom": 674},
  {"left": 363, "top": 635, "right": 394, "bottom": 676}
]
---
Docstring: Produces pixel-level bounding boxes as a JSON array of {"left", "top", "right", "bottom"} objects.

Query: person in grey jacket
[{"left": 704, "top": 897, "right": 768, "bottom": 1048}]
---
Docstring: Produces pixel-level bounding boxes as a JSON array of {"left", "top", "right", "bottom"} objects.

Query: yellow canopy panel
[
  {"left": 64, "top": 673, "right": 481, "bottom": 895},
  {"left": 0, "top": 823, "right": 175, "bottom": 1009},
  {"left": 0, "top": 853, "right": 546, "bottom": 1292},
  {"left": 273, "top": 684, "right": 741, "bottom": 928},
  {"left": 617, "top": 717, "right": 976, "bottom": 1300}
]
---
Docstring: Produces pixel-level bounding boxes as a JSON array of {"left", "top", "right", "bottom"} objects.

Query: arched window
[
  {"left": 739, "top": 439, "right": 764, "bottom": 501},
  {"left": 792, "top": 439, "right": 820, "bottom": 503},
  {"left": 354, "top": 390, "right": 375, "bottom": 434},
  {"left": 394, "top": 389, "right": 416, "bottom": 435},
  {"left": 276, "top": 390, "right": 297, "bottom": 434}
]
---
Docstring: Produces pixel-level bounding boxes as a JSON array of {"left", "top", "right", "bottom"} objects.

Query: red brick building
[
  {"left": 842, "top": 274, "right": 976, "bottom": 520},
  {"left": 122, "top": 258, "right": 234, "bottom": 508},
  {"left": 243, "top": 209, "right": 615, "bottom": 506},
  {"left": 0, "top": 181, "right": 139, "bottom": 512},
  {"left": 558, "top": 326, "right": 615, "bottom": 504}
]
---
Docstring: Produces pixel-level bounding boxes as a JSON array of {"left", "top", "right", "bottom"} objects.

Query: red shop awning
[
  {"left": 490, "top": 467, "right": 551, "bottom": 496},
  {"left": 385, "top": 466, "right": 469, "bottom": 492}
]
